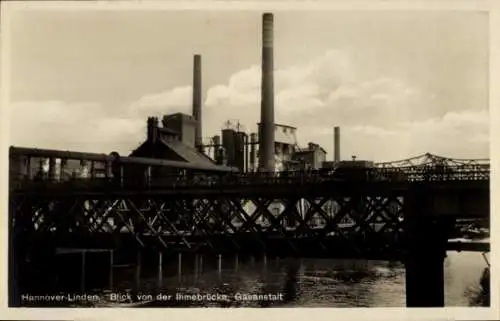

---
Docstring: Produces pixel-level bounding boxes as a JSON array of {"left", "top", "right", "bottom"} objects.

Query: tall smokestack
[
  {"left": 334, "top": 126, "right": 340, "bottom": 161},
  {"left": 193, "top": 54, "right": 203, "bottom": 152},
  {"left": 258, "top": 12, "right": 275, "bottom": 172}
]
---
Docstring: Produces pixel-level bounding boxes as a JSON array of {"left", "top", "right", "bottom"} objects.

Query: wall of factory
[
  {"left": 217, "top": 128, "right": 249, "bottom": 171},
  {"left": 274, "top": 124, "right": 298, "bottom": 146},
  {"left": 162, "top": 113, "right": 197, "bottom": 149},
  {"left": 222, "top": 129, "right": 236, "bottom": 167},
  {"left": 275, "top": 143, "right": 295, "bottom": 171},
  {"left": 234, "top": 131, "right": 247, "bottom": 171},
  {"left": 211, "top": 124, "right": 329, "bottom": 172},
  {"left": 250, "top": 124, "right": 298, "bottom": 172},
  {"left": 209, "top": 135, "right": 226, "bottom": 165},
  {"left": 9, "top": 155, "right": 109, "bottom": 184},
  {"left": 315, "top": 147, "right": 327, "bottom": 169},
  {"left": 216, "top": 131, "right": 330, "bottom": 172},
  {"left": 292, "top": 145, "right": 327, "bottom": 170}
]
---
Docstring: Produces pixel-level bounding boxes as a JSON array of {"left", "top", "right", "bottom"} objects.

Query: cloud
[
  {"left": 304, "top": 109, "right": 489, "bottom": 161},
  {"left": 128, "top": 85, "right": 192, "bottom": 116},
  {"left": 200, "top": 51, "right": 431, "bottom": 131},
  {"left": 10, "top": 101, "right": 144, "bottom": 154},
  {"left": 9, "top": 49, "right": 489, "bottom": 162}
]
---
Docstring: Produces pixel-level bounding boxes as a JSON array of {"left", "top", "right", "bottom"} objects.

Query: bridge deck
[{"left": 9, "top": 155, "right": 490, "bottom": 258}]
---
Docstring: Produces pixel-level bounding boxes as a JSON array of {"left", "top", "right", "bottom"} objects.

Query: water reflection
[
  {"left": 282, "top": 261, "right": 300, "bottom": 304},
  {"left": 444, "top": 250, "right": 490, "bottom": 307},
  {"left": 80, "top": 249, "right": 488, "bottom": 308}
]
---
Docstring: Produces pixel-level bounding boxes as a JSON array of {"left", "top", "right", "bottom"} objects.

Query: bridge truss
[{"left": 9, "top": 151, "right": 490, "bottom": 259}]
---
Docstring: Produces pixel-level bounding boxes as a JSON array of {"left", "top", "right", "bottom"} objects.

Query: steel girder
[{"left": 10, "top": 190, "right": 408, "bottom": 258}]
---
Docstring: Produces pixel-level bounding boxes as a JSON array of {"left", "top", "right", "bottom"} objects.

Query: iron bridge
[{"left": 10, "top": 153, "right": 490, "bottom": 260}]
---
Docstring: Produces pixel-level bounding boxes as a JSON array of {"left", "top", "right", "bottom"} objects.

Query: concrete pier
[{"left": 404, "top": 188, "right": 448, "bottom": 307}]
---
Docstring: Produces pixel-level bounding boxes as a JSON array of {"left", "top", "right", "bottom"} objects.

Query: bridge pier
[
  {"left": 404, "top": 188, "right": 449, "bottom": 307},
  {"left": 157, "top": 251, "right": 163, "bottom": 288},
  {"left": 109, "top": 250, "right": 114, "bottom": 290},
  {"left": 177, "top": 252, "right": 182, "bottom": 282},
  {"left": 80, "top": 251, "right": 86, "bottom": 293},
  {"left": 9, "top": 237, "right": 21, "bottom": 307},
  {"left": 135, "top": 251, "right": 142, "bottom": 291},
  {"left": 194, "top": 254, "right": 199, "bottom": 280}
]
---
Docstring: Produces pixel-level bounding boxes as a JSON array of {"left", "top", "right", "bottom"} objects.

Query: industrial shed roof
[{"left": 129, "top": 138, "right": 235, "bottom": 172}]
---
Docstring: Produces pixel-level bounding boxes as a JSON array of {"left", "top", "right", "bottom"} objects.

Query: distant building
[
  {"left": 127, "top": 113, "right": 233, "bottom": 183},
  {"left": 322, "top": 160, "right": 375, "bottom": 169},
  {"left": 161, "top": 113, "right": 197, "bottom": 149},
  {"left": 254, "top": 123, "right": 298, "bottom": 171},
  {"left": 291, "top": 142, "right": 327, "bottom": 170}
]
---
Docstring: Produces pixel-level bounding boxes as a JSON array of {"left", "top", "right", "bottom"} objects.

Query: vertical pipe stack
[
  {"left": 258, "top": 13, "right": 275, "bottom": 172},
  {"left": 147, "top": 117, "right": 158, "bottom": 144},
  {"left": 250, "top": 133, "right": 257, "bottom": 171},
  {"left": 334, "top": 126, "right": 340, "bottom": 162},
  {"left": 193, "top": 54, "right": 203, "bottom": 152},
  {"left": 244, "top": 134, "right": 249, "bottom": 172}
]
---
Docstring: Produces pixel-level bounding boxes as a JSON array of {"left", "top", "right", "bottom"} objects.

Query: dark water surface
[{"left": 92, "top": 249, "right": 488, "bottom": 307}]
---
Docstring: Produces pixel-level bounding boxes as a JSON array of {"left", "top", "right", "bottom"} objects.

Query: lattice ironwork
[
  {"left": 11, "top": 189, "right": 409, "bottom": 258},
  {"left": 9, "top": 150, "right": 489, "bottom": 259},
  {"left": 375, "top": 152, "right": 489, "bottom": 168}
]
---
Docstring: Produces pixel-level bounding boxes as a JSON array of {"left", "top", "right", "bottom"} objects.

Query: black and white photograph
[{"left": 3, "top": 1, "right": 493, "bottom": 313}]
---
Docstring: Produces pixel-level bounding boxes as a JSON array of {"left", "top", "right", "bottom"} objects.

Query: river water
[{"left": 101, "top": 246, "right": 488, "bottom": 307}]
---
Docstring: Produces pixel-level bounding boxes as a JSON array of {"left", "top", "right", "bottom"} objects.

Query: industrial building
[
  {"left": 9, "top": 11, "right": 376, "bottom": 189},
  {"left": 198, "top": 13, "right": 372, "bottom": 174}
]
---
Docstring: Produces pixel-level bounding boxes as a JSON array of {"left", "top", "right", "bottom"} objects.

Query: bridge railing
[
  {"left": 10, "top": 163, "right": 490, "bottom": 193},
  {"left": 379, "top": 164, "right": 490, "bottom": 182}
]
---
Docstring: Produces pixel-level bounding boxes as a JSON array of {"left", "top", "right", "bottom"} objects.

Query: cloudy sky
[{"left": 6, "top": 8, "right": 489, "bottom": 162}]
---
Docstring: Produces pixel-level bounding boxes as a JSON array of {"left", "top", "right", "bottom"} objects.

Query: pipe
[
  {"left": 9, "top": 146, "right": 238, "bottom": 172},
  {"left": 9, "top": 146, "right": 110, "bottom": 162},
  {"left": 193, "top": 55, "right": 203, "bottom": 153},
  {"left": 258, "top": 13, "right": 275, "bottom": 172},
  {"left": 250, "top": 132, "right": 257, "bottom": 172},
  {"left": 334, "top": 126, "right": 340, "bottom": 162},
  {"left": 244, "top": 134, "right": 249, "bottom": 172}
]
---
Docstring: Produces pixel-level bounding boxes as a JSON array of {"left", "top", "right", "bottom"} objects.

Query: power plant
[
  {"left": 126, "top": 11, "right": 355, "bottom": 176},
  {"left": 10, "top": 12, "right": 360, "bottom": 182},
  {"left": 165, "top": 11, "right": 348, "bottom": 174},
  {"left": 7, "top": 12, "right": 490, "bottom": 309},
  {"left": 199, "top": 13, "right": 364, "bottom": 173},
  {"left": 9, "top": 12, "right": 487, "bottom": 187}
]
